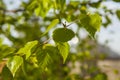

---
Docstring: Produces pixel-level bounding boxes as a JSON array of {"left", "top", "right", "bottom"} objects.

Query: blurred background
[{"left": 0, "top": 0, "right": 120, "bottom": 80}]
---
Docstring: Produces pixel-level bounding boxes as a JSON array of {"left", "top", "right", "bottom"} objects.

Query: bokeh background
[{"left": 0, "top": 0, "right": 120, "bottom": 80}]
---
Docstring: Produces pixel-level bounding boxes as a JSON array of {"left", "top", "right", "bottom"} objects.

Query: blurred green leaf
[
  {"left": 80, "top": 13, "right": 102, "bottom": 38},
  {"left": 35, "top": 6, "right": 40, "bottom": 16},
  {"left": 34, "top": 0, "right": 52, "bottom": 17},
  {"left": 113, "top": 0, "right": 120, "bottom": 2},
  {"left": 27, "top": 0, "right": 37, "bottom": 10},
  {"left": 55, "top": 0, "right": 66, "bottom": 12},
  {"left": 17, "top": 40, "right": 38, "bottom": 59},
  {"left": 103, "top": 15, "right": 111, "bottom": 27},
  {"left": 116, "top": 10, "right": 120, "bottom": 20},
  {"left": 7, "top": 56, "right": 23, "bottom": 77},
  {"left": 89, "top": 1, "right": 101, "bottom": 8},
  {"left": 0, "top": 44, "right": 15, "bottom": 61},
  {"left": 42, "top": 44, "right": 58, "bottom": 55},
  {"left": 42, "top": 19, "right": 59, "bottom": 36},
  {"left": 56, "top": 42, "right": 70, "bottom": 63},
  {"left": 2, "top": 65, "right": 13, "bottom": 80},
  {"left": 36, "top": 44, "right": 53, "bottom": 69},
  {"left": 113, "top": 69, "right": 119, "bottom": 74},
  {"left": 94, "top": 73, "right": 107, "bottom": 80}
]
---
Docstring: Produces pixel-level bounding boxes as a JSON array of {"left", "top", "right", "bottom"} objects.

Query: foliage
[
  {"left": 53, "top": 28, "right": 75, "bottom": 42},
  {"left": 56, "top": 42, "right": 70, "bottom": 63},
  {"left": 0, "top": 0, "right": 119, "bottom": 80},
  {"left": 79, "top": 13, "right": 101, "bottom": 38},
  {"left": 7, "top": 56, "right": 23, "bottom": 77}
]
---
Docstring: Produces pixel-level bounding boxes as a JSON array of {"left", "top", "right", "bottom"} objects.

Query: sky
[
  {"left": 2, "top": 0, "right": 120, "bottom": 54},
  {"left": 98, "top": 1, "right": 120, "bottom": 54}
]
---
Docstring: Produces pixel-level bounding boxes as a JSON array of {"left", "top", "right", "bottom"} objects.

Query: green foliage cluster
[
  {"left": 79, "top": 13, "right": 101, "bottom": 38},
  {"left": 0, "top": 0, "right": 120, "bottom": 80}
]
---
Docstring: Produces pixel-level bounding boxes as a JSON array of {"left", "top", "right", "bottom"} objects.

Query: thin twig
[
  {"left": 43, "top": 38, "right": 51, "bottom": 44},
  {"left": 66, "top": 19, "right": 80, "bottom": 27},
  {"left": 62, "top": 19, "right": 80, "bottom": 28},
  {"left": 0, "top": 7, "right": 24, "bottom": 13}
]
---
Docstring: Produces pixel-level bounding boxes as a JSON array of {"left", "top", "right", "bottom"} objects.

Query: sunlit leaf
[
  {"left": 0, "top": 45, "right": 15, "bottom": 61},
  {"left": 52, "top": 28, "right": 75, "bottom": 42},
  {"left": 7, "top": 56, "right": 23, "bottom": 77},
  {"left": 90, "top": 13, "right": 102, "bottom": 31},
  {"left": 34, "top": 0, "right": 52, "bottom": 17},
  {"left": 56, "top": 42, "right": 70, "bottom": 63},
  {"left": 27, "top": 0, "right": 37, "bottom": 10},
  {"left": 35, "top": 6, "right": 40, "bottom": 16},
  {"left": 42, "top": 19, "right": 59, "bottom": 36},
  {"left": 80, "top": 13, "right": 102, "bottom": 38},
  {"left": 17, "top": 40, "right": 38, "bottom": 59},
  {"left": 55, "top": 0, "right": 66, "bottom": 12}
]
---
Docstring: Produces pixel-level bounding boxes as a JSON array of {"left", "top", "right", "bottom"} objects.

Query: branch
[
  {"left": 62, "top": 19, "right": 80, "bottom": 28},
  {"left": 0, "top": 7, "right": 24, "bottom": 13}
]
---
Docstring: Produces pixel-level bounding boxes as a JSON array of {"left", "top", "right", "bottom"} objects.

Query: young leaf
[
  {"left": 52, "top": 28, "right": 75, "bottom": 42},
  {"left": 7, "top": 56, "right": 23, "bottom": 77},
  {"left": 43, "top": 44, "right": 58, "bottom": 54},
  {"left": 36, "top": 44, "right": 57, "bottom": 69},
  {"left": 16, "top": 40, "right": 38, "bottom": 59},
  {"left": 37, "top": 50, "right": 52, "bottom": 69},
  {"left": 27, "top": 0, "right": 36, "bottom": 10},
  {"left": 56, "top": 42, "right": 70, "bottom": 63},
  {"left": 35, "top": 6, "right": 41, "bottom": 16},
  {"left": 0, "top": 45, "right": 15, "bottom": 60},
  {"left": 80, "top": 13, "right": 102, "bottom": 38},
  {"left": 42, "top": 19, "right": 59, "bottom": 36}
]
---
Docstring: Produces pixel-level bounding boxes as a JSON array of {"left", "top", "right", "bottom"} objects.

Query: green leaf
[
  {"left": 42, "top": 44, "right": 58, "bottom": 54},
  {"left": 80, "top": 13, "right": 102, "bottom": 38},
  {"left": 56, "top": 42, "right": 70, "bottom": 63},
  {"left": 94, "top": 73, "right": 107, "bottom": 80},
  {"left": 17, "top": 40, "right": 38, "bottom": 59},
  {"left": 37, "top": 50, "right": 52, "bottom": 69},
  {"left": 89, "top": 1, "right": 101, "bottom": 8},
  {"left": 103, "top": 15, "right": 111, "bottom": 27},
  {"left": 55, "top": 0, "right": 66, "bottom": 12},
  {"left": 36, "top": 44, "right": 57, "bottom": 69},
  {"left": 27, "top": 0, "right": 36, "bottom": 10},
  {"left": 34, "top": 0, "right": 52, "bottom": 17},
  {"left": 116, "top": 10, "right": 120, "bottom": 20},
  {"left": 7, "top": 56, "right": 23, "bottom": 77},
  {"left": 42, "top": 19, "right": 59, "bottom": 36},
  {"left": 2, "top": 65, "right": 13, "bottom": 80},
  {"left": 52, "top": 28, "right": 75, "bottom": 42},
  {"left": 35, "top": 7, "right": 40, "bottom": 16},
  {"left": 0, "top": 44, "right": 15, "bottom": 61},
  {"left": 90, "top": 13, "right": 101, "bottom": 30},
  {"left": 38, "top": 53, "right": 51, "bottom": 69}
]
